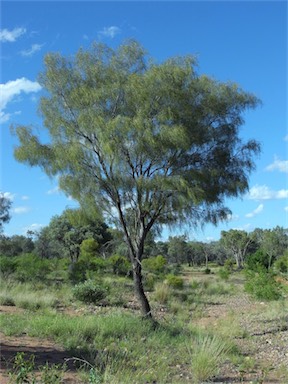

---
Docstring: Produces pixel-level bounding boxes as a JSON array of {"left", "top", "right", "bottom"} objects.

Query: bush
[
  {"left": 204, "top": 268, "right": 211, "bottom": 274},
  {"left": 109, "top": 255, "right": 130, "bottom": 276},
  {"left": 143, "top": 272, "right": 158, "bottom": 291},
  {"left": 68, "top": 260, "right": 87, "bottom": 284},
  {"left": 246, "top": 250, "right": 270, "bottom": 271},
  {"left": 72, "top": 280, "right": 109, "bottom": 304},
  {"left": 142, "top": 255, "right": 167, "bottom": 274},
  {"left": 15, "top": 253, "right": 52, "bottom": 282},
  {"left": 274, "top": 254, "right": 288, "bottom": 275},
  {"left": 218, "top": 268, "right": 230, "bottom": 281},
  {"left": 224, "top": 258, "right": 234, "bottom": 271},
  {"left": 0, "top": 256, "right": 17, "bottom": 277},
  {"left": 91, "top": 257, "right": 109, "bottom": 272},
  {"left": 165, "top": 274, "right": 184, "bottom": 289},
  {"left": 80, "top": 238, "right": 99, "bottom": 259},
  {"left": 244, "top": 270, "right": 282, "bottom": 301}
]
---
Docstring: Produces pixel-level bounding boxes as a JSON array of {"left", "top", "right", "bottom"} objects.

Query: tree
[
  {"left": 0, "top": 235, "right": 34, "bottom": 257},
  {"left": 167, "top": 235, "right": 188, "bottom": 264},
  {"left": 35, "top": 208, "right": 112, "bottom": 261},
  {"left": 259, "top": 227, "right": 288, "bottom": 269},
  {"left": 0, "top": 193, "right": 12, "bottom": 233},
  {"left": 14, "top": 40, "right": 260, "bottom": 319},
  {"left": 220, "top": 229, "right": 253, "bottom": 268}
]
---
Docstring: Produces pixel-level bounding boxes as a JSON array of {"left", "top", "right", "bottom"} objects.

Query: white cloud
[
  {"left": 232, "top": 223, "right": 252, "bottom": 231},
  {"left": 0, "top": 27, "right": 26, "bottom": 42},
  {"left": 47, "top": 186, "right": 60, "bottom": 195},
  {"left": 98, "top": 26, "right": 121, "bottom": 38},
  {"left": 247, "top": 185, "right": 288, "bottom": 200},
  {"left": 0, "top": 77, "right": 41, "bottom": 123},
  {"left": 284, "top": 206, "right": 288, "bottom": 212},
  {"left": 284, "top": 135, "right": 288, "bottom": 142},
  {"left": 245, "top": 204, "right": 264, "bottom": 218},
  {"left": 265, "top": 157, "right": 288, "bottom": 173},
  {"left": 13, "top": 206, "right": 31, "bottom": 214},
  {"left": 22, "top": 223, "right": 44, "bottom": 234},
  {"left": 20, "top": 43, "right": 44, "bottom": 57},
  {"left": 2, "top": 192, "right": 16, "bottom": 201},
  {"left": 21, "top": 195, "right": 29, "bottom": 201},
  {"left": 226, "top": 213, "right": 240, "bottom": 221}
]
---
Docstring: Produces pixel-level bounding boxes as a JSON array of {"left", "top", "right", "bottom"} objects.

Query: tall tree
[
  {"left": 220, "top": 229, "right": 253, "bottom": 268},
  {"left": 0, "top": 193, "right": 12, "bottom": 233},
  {"left": 13, "top": 40, "right": 260, "bottom": 319},
  {"left": 260, "top": 227, "right": 288, "bottom": 269}
]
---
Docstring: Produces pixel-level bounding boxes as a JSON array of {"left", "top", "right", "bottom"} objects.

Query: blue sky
[{"left": 1, "top": 1, "right": 287, "bottom": 241}]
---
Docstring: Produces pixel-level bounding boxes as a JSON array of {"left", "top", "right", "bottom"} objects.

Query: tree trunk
[{"left": 133, "top": 260, "right": 153, "bottom": 319}]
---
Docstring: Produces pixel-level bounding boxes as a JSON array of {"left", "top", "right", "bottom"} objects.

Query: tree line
[{"left": 1, "top": 206, "right": 287, "bottom": 271}]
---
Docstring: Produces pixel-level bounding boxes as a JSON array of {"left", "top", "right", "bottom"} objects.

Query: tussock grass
[
  {"left": 0, "top": 281, "right": 71, "bottom": 310},
  {"left": 0, "top": 309, "right": 219, "bottom": 383},
  {"left": 189, "top": 334, "right": 232, "bottom": 383},
  {"left": 153, "top": 281, "right": 171, "bottom": 304}
]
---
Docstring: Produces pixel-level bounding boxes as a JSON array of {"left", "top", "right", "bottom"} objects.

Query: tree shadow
[{"left": 0, "top": 343, "right": 81, "bottom": 371}]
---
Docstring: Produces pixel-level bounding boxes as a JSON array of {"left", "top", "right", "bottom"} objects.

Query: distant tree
[
  {"left": 167, "top": 235, "right": 188, "bottom": 264},
  {"left": 187, "top": 241, "right": 205, "bottom": 266},
  {"left": 220, "top": 229, "right": 253, "bottom": 268},
  {"left": 0, "top": 234, "right": 34, "bottom": 257},
  {"left": 35, "top": 208, "right": 111, "bottom": 261},
  {"left": 14, "top": 40, "right": 260, "bottom": 318},
  {"left": 260, "top": 227, "right": 288, "bottom": 269},
  {"left": 0, "top": 193, "right": 12, "bottom": 233}
]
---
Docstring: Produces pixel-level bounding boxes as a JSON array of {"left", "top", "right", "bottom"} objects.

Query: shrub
[
  {"left": 244, "top": 270, "right": 282, "bottom": 301},
  {"left": 218, "top": 268, "right": 230, "bottom": 281},
  {"left": 15, "top": 253, "right": 51, "bottom": 282},
  {"left": 109, "top": 255, "right": 130, "bottom": 276},
  {"left": 80, "top": 238, "right": 99, "bottom": 260},
  {"left": 9, "top": 352, "right": 65, "bottom": 384},
  {"left": 91, "top": 257, "right": 109, "bottom": 272},
  {"left": 224, "top": 258, "right": 234, "bottom": 271},
  {"left": 246, "top": 250, "right": 270, "bottom": 271},
  {"left": 68, "top": 260, "right": 87, "bottom": 284},
  {"left": 142, "top": 255, "right": 167, "bottom": 274},
  {"left": 204, "top": 268, "right": 211, "bottom": 274},
  {"left": 165, "top": 274, "right": 184, "bottom": 289},
  {"left": 143, "top": 272, "right": 158, "bottom": 291},
  {"left": 274, "top": 254, "right": 288, "bottom": 275},
  {"left": 72, "top": 280, "right": 109, "bottom": 304},
  {"left": 0, "top": 256, "right": 17, "bottom": 277}
]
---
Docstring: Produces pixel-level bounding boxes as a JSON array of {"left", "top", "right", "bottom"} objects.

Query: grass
[
  {"left": 188, "top": 334, "right": 232, "bottom": 383},
  {"left": 1, "top": 266, "right": 287, "bottom": 383},
  {"left": 0, "top": 280, "right": 72, "bottom": 310},
  {"left": 0, "top": 304, "right": 237, "bottom": 383}
]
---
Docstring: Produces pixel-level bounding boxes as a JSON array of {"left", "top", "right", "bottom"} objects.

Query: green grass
[
  {"left": 3, "top": 267, "right": 285, "bottom": 383},
  {"left": 188, "top": 334, "right": 232, "bottom": 383},
  {"left": 0, "top": 307, "right": 235, "bottom": 383},
  {"left": 0, "top": 281, "right": 72, "bottom": 310}
]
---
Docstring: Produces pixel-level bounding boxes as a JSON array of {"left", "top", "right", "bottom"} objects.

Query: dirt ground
[{"left": 0, "top": 284, "right": 287, "bottom": 383}]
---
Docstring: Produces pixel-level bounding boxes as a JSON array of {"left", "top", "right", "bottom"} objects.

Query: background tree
[
  {"left": 220, "top": 229, "right": 253, "bottom": 268},
  {"left": 14, "top": 40, "right": 260, "bottom": 319},
  {"left": 35, "top": 208, "right": 111, "bottom": 261},
  {"left": 260, "top": 227, "right": 288, "bottom": 269},
  {"left": 0, "top": 193, "right": 12, "bottom": 233},
  {"left": 167, "top": 235, "right": 188, "bottom": 265},
  {"left": 0, "top": 235, "right": 34, "bottom": 257}
]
